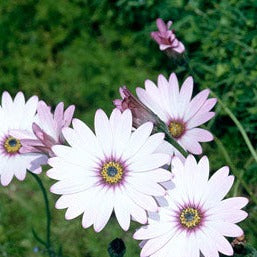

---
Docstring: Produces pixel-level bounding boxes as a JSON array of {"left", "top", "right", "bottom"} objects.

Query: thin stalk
[
  {"left": 29, "top": 171, "right": 52, "bottom": 256},
  {"left": 184, "top": 55, "right": 257, "bottom": 164},
  {"left": 214, "top": 136, "right": 257, "bottom": 205},
  {"left": 211, "top": 91, "right": 257, "bottom": 164}
]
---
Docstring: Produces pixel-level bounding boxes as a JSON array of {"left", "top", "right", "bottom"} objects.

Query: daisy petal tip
[
  {"left": 243, "top": 197, "right": 250, "bottom": 206},
  {"left": 95, "top": 108, "right": 105, "bottom": 116},
  {"left": 29, "top": 95, "right": 39, "bottom": 103},
  {"left": 47, "top": 158, "right": 54, "bottom": 167},
  {"left": 65, "top": 212, "right": 74, "bottom": 221},
  {"left": 1, "top": 180, "right": 10, "bottom": 187},
  {"left": 208, "top": 133, "right": 214, "bottom": 141},
  {"left": 55, "top": 201, "right": 64, "bottom": 210},
  {"left": 93, "top": 224, "right": 104, "bottom": 233},
  {"left": 133, "top": 230, "right": 143, "bottom": 240},
  {"left": 50, "top": 185, "right": 57, "bottom": 194},
  {"left": 72, "top": 117, "right": 84, "bottom": 128},
  {"left": 200, "top": 155, "right": 208, "bottom": 162}
]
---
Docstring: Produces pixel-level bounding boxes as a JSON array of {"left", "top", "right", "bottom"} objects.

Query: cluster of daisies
[{"left": 0, "top": 70, "right": 248, "bottom": 257}]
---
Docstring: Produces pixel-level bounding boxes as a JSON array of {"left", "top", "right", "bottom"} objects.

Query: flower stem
[
  {"left": 29, "top": 171, "right": 53, "bottom": 256},
  {"left": 214, "top": 136, "right": 257, "bottom": 206},
  {"left": 211, "top": 91, "right": 257, "bottom": 164}
]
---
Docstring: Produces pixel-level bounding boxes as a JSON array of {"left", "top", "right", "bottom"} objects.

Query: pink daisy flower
[
  {"left": 13, "top": 101, "right": 75, "bottom": 157},
  {"left": 136, "top": 73, "right": 217, "bottom": 158},
  {"left": 0, "top": 92, "right": 48, "bottom": 186},
  {"left": 151, "top": 18, "right": 185, "bottom": 55},
  {"left": 134, "top": 155, "right": 248, "bottom": 257},
  {"left": 47, "top": 109, "right": 172, "bottom": 232}
]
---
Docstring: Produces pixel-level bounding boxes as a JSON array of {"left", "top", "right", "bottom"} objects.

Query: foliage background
[{"left": 0, "top": 0, "right": 257, "bottom": 256}]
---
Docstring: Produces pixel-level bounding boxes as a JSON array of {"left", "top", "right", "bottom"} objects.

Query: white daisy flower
[
  {"left": 134, "top": 155, "right": 248, "bottom": 257},
  {"left": 47, "top": 109, "right": 172, "bottom": 232},
  {"left": 0, "top": 92, "right": 48, "bottom": 186}
]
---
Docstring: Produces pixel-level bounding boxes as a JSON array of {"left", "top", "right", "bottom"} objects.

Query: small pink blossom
[
  {"left": 151, "top": 18, "right": 185, "bottom": 55},
  {"left": 12, "top": 101, "right": 75, "bottom": 157},
  {"left": 113, "top": 86, "right": 160, "bottom": 128},
  {"left": 137, "top": 73, "right": 217, "bottom": 158}
]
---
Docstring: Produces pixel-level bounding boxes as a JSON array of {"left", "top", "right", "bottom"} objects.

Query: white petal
[
  {"left": 128, "top": 153, "right": 170, "bottom": 172},
  {"left": 72, "top": 118, "right": 103, "bottom": 158},
  {"left": 126, "top": 186, "right": 158, "bottom": 212},
  {"left": 140, "top": 229, "right": 175, "bottom": 257},
  {"left": 122, "top": 122, "right": 153, "bottom": 160},
  {"left": 1, "top": 170, "right": 14, "bottom": 186},
  {"left": 134, "top": 223, "right": 173, "bottom": 240},
  {"left": 204, "top": 225, "right": 234, "bottom": 256},
  {"left": 94, "top": 189, "right": 114, "bottom": 232},
  {"left": 111, "top": 109, "right": 132, "bottom": 158},
  {"left": 50, "top": 176, "right": 97, "bottom": 195},
  {"left": 128, "top": 175, "right": 165, "bottom": 196},
  {"left": 94, "top": 109, "right": 113, "bottom": 157},
  {"left": 129, "top": 133, "right": 165, "bottom": 162},
  {"left": 198, "top": 230, "right": 219, "bottom": 257},
  {"left": 206, "top": 221, "right": 244, "bottom": 237},
  {"left": 114, "top": 189, "right": 131, "bottom": 231}
]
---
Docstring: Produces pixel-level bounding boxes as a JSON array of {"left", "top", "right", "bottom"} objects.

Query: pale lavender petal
[
  {"left": 156, "top": 18, "right": 167, "bottom": 32},
  {"left": 185, "top": 128, "right": 214, "bottom": 142},
  {"left": 63, "top": 105, "right": 75, "bottom": 127},
  {"left": 207, "top": 221, "right": 244, "bottom": 237},
  {"left": 187, "top": 111, "right": 215, "bottom": 129}
]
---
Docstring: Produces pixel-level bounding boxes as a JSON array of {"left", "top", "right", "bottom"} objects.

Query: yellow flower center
[
  {"left": 180, "top": 207, "right": 201, "bottom": 229},
  {"left": 101, "top": 161, "right": 124, "bottom": 184},
  {"left": 4, "top": 136, "right": 22, "bottom": 153},
  {"left": 168, "top": 121, "right": 184, "bottom": 138}
]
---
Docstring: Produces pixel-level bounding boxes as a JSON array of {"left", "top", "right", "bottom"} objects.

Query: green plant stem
[
  {"left": 29, "top": 171, "right": 52, "bottom": 256},
  {"left": 214, "top": 136, "right": 257, "bottom": 205},
  {"left": 211, "top": 91, "right": 257, "bottom": 164},
  {"left": 184, "top": 54, "right": 257, "bottom": 164}
]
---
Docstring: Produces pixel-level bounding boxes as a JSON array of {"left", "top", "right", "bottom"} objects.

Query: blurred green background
[{"left": 0, "top": 0, "right": 257, "bottom": 256}]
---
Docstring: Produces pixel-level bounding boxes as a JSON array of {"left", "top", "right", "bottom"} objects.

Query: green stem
[
  {"left": 29, "top": 172, "right": 52, "bottom": 256},
  {"left": 214, "top": 136, "right": 257, "bottom": 205},
  {"left": 184, "top": 55, "right": 257, "bottom": 164},
  {"left": 211, "top": 91, "right": 257, "bottom": 164}
]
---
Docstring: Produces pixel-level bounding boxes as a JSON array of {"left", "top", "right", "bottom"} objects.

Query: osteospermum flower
[
  {"left": 151, "top": 18, "right": 185, "bottom": 55},
  {"left": 134, "top": 155, "right": 248, "bottom": 257},
  {"left": 47, "top": 109, "right": 171, "bottom": 232},
  {"left": 0, "top": 92, "right": 48, "bottom": 186},
  {"left": 136, "top": 73, "right": 217, "bottom": 157},
  {"left": 14, "top": 101, "right": 75, "bottom": 157}
]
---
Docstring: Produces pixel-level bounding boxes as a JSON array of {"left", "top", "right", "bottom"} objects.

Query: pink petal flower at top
[
  {"left": 136, "top": 73, "right": 217, "bottom": 158},
  {"left": 134, "top": 155, "right": 248, "bottom": 257},
  {"left": 151, "top": 18, "right": 185, "bottom": 55},
  {"left": 14, "top": 101, "right": 75, "bottom": 157},
  {"left": 0, "top": 91, "right": 48, "bottom": 186},
  {"left": 47, "top": 109, "right": 172, "bottom": 232},
  {"left": 113, "top": 86, "right": 161, "bottom": 128}
]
